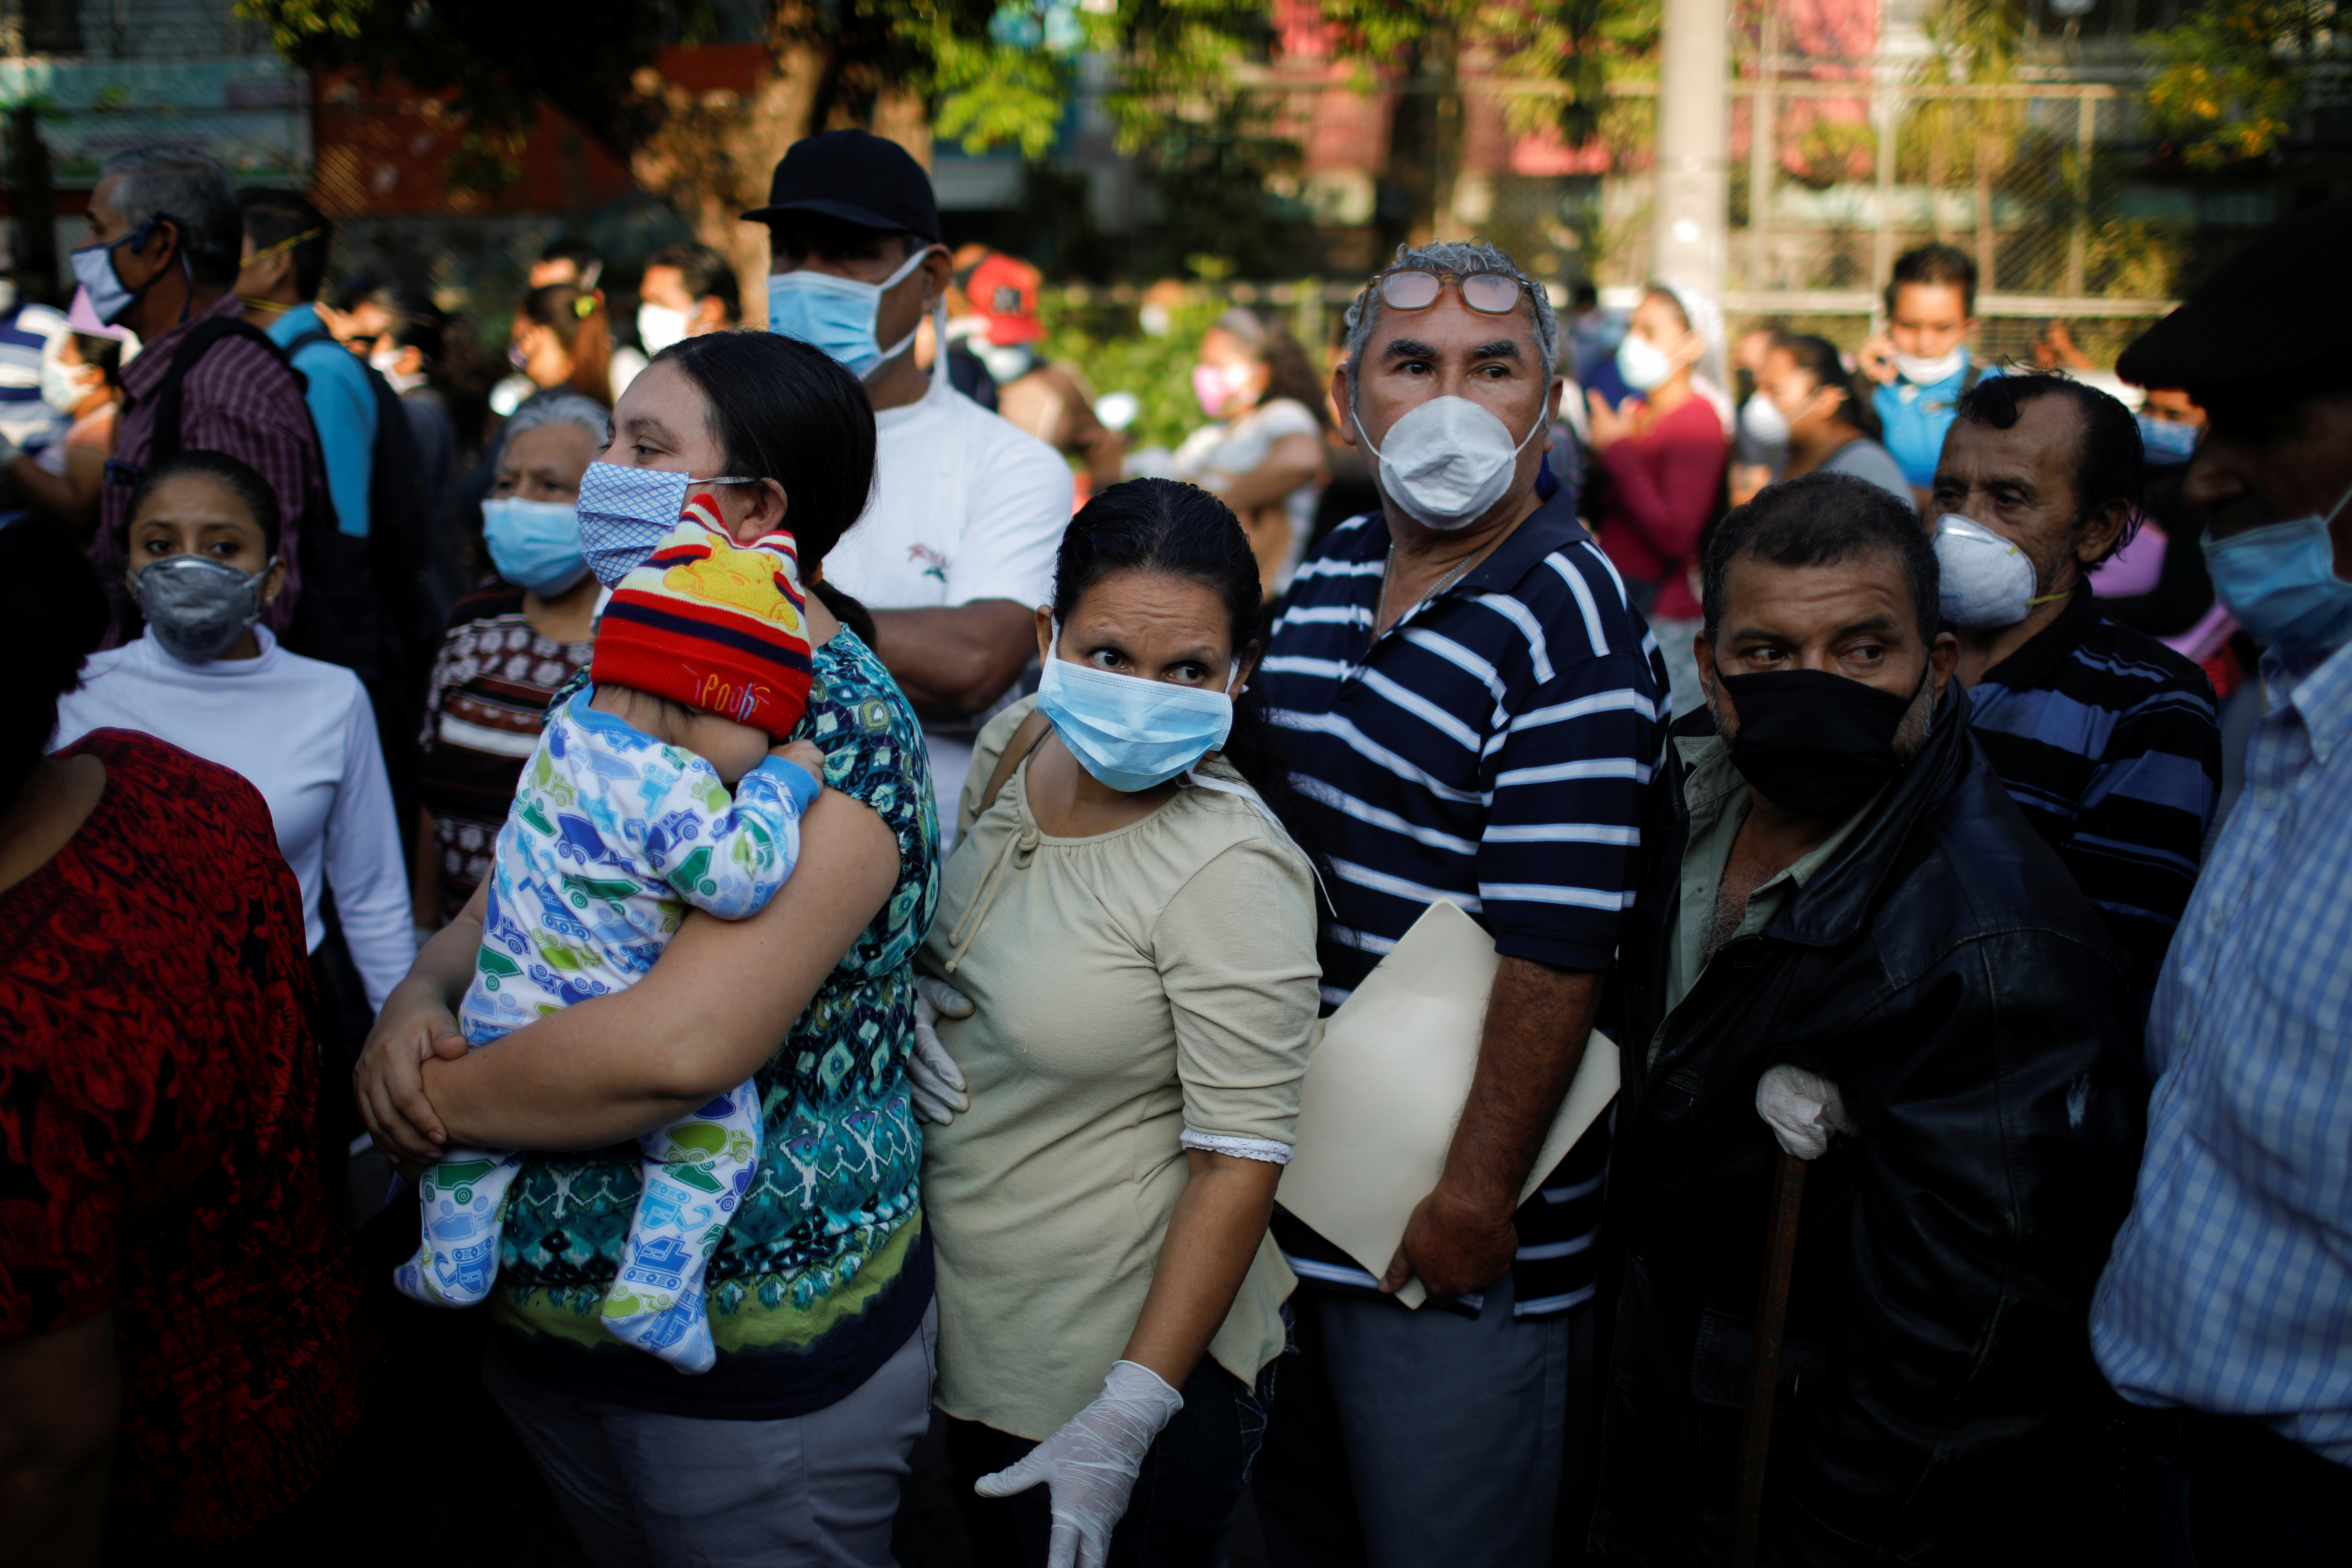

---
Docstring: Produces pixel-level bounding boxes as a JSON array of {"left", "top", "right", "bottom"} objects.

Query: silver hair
[
  {"left": 99, "top": 146, "right": 242, "bottom": 287},
  {"left": 497, "top": 393, "right": 611, "bottom": 462},
  {"left": 1341, "top": 240, "right": 1561, "bottom": 398}
]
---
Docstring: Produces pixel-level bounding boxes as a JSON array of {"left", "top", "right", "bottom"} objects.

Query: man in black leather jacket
[{"left": 1588, "top": 472, "right": 2146, "bottom": 1565}]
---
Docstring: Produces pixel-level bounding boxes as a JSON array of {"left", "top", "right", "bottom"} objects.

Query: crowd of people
[{"left": 2, "top": 127, "right": 2347, "bottom": 1568}]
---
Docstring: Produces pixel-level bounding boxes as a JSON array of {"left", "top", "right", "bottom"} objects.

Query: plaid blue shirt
[
  {"left": 1259, "top": 491, "right": 1667, "bottom": 1317},
  {"left": 2091, "top": 635, "right": 2352, "bottom": 1463}
]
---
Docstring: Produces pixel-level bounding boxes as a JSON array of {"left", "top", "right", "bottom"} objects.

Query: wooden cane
[{"left": 1729, "top": 1147, "right": 1808, "bottom": 1568}]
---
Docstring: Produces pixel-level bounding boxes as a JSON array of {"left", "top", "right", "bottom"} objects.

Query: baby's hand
[{"left": 771, "top": 738, "right": 828, "bottom": 789}]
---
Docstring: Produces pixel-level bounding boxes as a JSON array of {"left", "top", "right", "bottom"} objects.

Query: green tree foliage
[
  {"left": 235, "top": 0, "right": 684, "bottom": 190},
  {"left": 1133, "top": 99, "right": 1305, "bottom": 278},
  {"left": 238, "top": 0, "right": 1128, "bottom": 312},
  {"left": 241, "top": 2, "right": 1651, "bottom": 280},
  {"left": 237, "top": 0, "right": 1293, "bottom": 188},
  {"left": 2141, "top": 0, "right": 2348, "bottom": 169},
  {"left": 1316, "top": 0, "right": 1646, "bottom": 147},
  {"left": 237, "top": 0, "right": 1291, "bottom": 278},
  {"left": 1037, "top": 289, "right": 1233, "bottom": 452},
  {"left": 236, "top": 0, "right": 1084, "bottom": 189},
  {"left": 1923, "top": 0, "right": 2029, "bottom": 82},
  {"left": 1304, "top": 0, "right": 1655, "bottom": 245}
]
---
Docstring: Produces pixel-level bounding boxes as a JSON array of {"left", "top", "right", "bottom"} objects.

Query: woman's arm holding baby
[
  {"left": 355, "top": 881, "right": 487, "bottom": 1149},
  {"left": 357, "top": 787, "right": 899, "bottom": 1158}
]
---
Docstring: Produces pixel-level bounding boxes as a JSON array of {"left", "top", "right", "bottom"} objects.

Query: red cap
[
  {"left": 968, "top": 252, "right": 1044, "bottom": 346},
  {"left": 591, "top": 497, "right": 813, "bottom": 741}
]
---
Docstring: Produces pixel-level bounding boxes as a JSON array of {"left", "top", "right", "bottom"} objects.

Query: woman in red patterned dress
[{"left": 0, "top": 517, "right": 381, "bottom": 1562}]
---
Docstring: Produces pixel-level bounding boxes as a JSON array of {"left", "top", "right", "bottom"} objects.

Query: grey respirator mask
[{"left": 132, "top": 553, "right": 276, "bottom": 663}]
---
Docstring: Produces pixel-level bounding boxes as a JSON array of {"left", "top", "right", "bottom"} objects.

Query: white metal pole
[
  {"left": 1747, "top": 10, "right": 1777, "bottom": 293},
  {"left": 1653, "top": 0, "right": 1730, "bottom": 294}
]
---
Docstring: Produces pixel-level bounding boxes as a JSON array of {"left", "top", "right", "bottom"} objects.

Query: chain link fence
[
  {"left": 1714, "top": 63, "right": 2183, "bottom": 361},
  {"left": 1456, "top": 64, "right": 2195, "bottom": 363},
  {"left": 1168, "top": 56, "right": 2210, "bottom": 372}
]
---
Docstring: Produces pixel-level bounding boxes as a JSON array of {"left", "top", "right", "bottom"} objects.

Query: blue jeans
[{"left": 946, "top": 1354, "right": 1272, "bottom": 1568}]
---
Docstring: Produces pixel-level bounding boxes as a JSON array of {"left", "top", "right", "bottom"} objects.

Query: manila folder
[{"left": 1274, "top": 898, "right": 1619, "bottom": 1309}]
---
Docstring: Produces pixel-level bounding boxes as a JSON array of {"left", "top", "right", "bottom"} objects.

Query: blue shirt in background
[
  {"left": 268, "top": 302, "right": 375, "bottom": 538},
  {"left": 1871, "top": 354, "right": 1995, "bottom": 489}
]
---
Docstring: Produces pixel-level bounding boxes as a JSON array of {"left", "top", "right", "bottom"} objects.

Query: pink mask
[{"left": 1192, "top": 362, "right": 1252, "bottom": 418}]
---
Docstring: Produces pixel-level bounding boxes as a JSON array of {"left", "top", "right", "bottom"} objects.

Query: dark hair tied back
[
  {"left": 126, "top": 450, "right": 284, "bottom": 556},
  {"left": 1775, "top": 332, "right": 1882, "bottom": 442}
]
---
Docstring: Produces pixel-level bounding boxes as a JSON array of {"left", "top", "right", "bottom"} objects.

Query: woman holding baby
[
  {"left": 357, "top": 330, "right": 942, "bottom": 1564},
  {"left": 362, "top": 331, "right": 1323, "bottom": 1568}
]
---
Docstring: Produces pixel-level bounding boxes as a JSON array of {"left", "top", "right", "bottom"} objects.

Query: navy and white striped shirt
[
  {"left": 1969, "top": 587, "right": 2220, "bottom": 985},
  {"left": 0, "top": 302, "right": 66, "bottom": 454},
  {"left": 1259, "top": 489, "right": 1667, "bottom": 1317}
]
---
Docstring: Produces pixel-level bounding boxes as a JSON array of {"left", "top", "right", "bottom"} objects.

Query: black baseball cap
[
  {"left": 2119, "top": 194, "right": 2352, "bottom": 393},
  {"left": 740, "top": 129, "right": 940, "bottom": 243}
]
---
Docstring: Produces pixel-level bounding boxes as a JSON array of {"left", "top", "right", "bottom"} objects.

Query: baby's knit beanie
[{"left": 591, "top": 495, "right": 814, "bottom": 740}]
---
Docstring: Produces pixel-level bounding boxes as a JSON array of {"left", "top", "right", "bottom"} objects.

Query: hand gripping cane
[{"left": 1731, "top": 1066, "right": 1853, "bottom": 1568}]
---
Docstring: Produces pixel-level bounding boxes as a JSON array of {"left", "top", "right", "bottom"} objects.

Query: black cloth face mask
[{"left": 1716, "top": 666, "right": 1923, "bottom": 818}]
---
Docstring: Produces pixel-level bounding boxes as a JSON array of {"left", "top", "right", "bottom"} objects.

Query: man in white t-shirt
[{"left": 744, "top": 131, "right": 1073, "bottom": 834}]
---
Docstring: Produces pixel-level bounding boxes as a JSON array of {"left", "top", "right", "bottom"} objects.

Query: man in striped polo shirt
[
  {"left": 1249, "top": 240, "right": 1667, "bottom": 1566},
  {"left": 1931, "top": 373, "right": 2222, "bottom": 987}
]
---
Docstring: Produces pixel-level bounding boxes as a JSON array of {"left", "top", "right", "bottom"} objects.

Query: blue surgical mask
[
  {"left": 2202, "top": 484, "right": 2352, "bottom": 662},
  {"left": 1035, "top": 632, "right": 1239, "bottom": 793},
  {"left": 766, "top": 247, "right": 928, "bottom": 379},
  {"left": 2137, "top": 413, "right": 2200, "bottom": 465},
  {"left": 40, "top": 353, "right": 91, "bottom": 414},
  {"left": 70, "top": 216, "right": 173, "bottom": 326},
  {"left": 574, "top": 461, "right": 754, "bottom": 587},
  {"left": 482, "top": 497, "right": 590, "bottom": 596}
]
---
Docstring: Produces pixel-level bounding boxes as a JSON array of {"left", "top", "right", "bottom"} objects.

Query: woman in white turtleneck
[{"left": 52, "top": 450, "right": 411, "bottom": 1015}]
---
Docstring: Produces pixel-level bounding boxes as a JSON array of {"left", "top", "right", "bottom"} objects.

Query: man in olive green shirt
[{"left": 1657, "top": 737, "right": 1884, "bottom": 1038}]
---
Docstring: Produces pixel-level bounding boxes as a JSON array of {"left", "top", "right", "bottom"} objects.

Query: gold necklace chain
[{"left": 1377, "top": 538, "right": 1483, "bottom": 642}]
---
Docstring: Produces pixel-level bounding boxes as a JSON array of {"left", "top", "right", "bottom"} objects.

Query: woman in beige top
[{"left": 916, "top": 478, "right": 1322, "bottom": 1568}]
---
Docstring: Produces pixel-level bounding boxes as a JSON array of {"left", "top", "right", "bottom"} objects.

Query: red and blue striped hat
[{"left": 591, "top": 496, "right": 813, "bottom": 740}]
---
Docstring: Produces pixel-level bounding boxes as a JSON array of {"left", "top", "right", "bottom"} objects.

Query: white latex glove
[
  {"left": 974, "top": 1359, "right": 1184, "bottom": 1568},
  {"left": 909, "top": 974, "right": 974, "bottom": 1125},
  {"left": 1756, "top": 1064, "right": 1856, "bottom": 1161}
]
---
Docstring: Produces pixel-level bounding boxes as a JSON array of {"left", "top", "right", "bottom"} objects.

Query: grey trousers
[
  {"left": 483, "top": 1306, "right": 936, "bottom": 1568},
  {"left": 1253, "top": 1269, "right": 1587, "bottom": 1568}
]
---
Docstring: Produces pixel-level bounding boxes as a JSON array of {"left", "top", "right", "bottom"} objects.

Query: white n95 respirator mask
[
  {"left": 1933, "top": 514, "right": 2061, "bottom": 629},
  {"left": 1354, "top": 394, "right": 1542, "bottom": 533}
]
